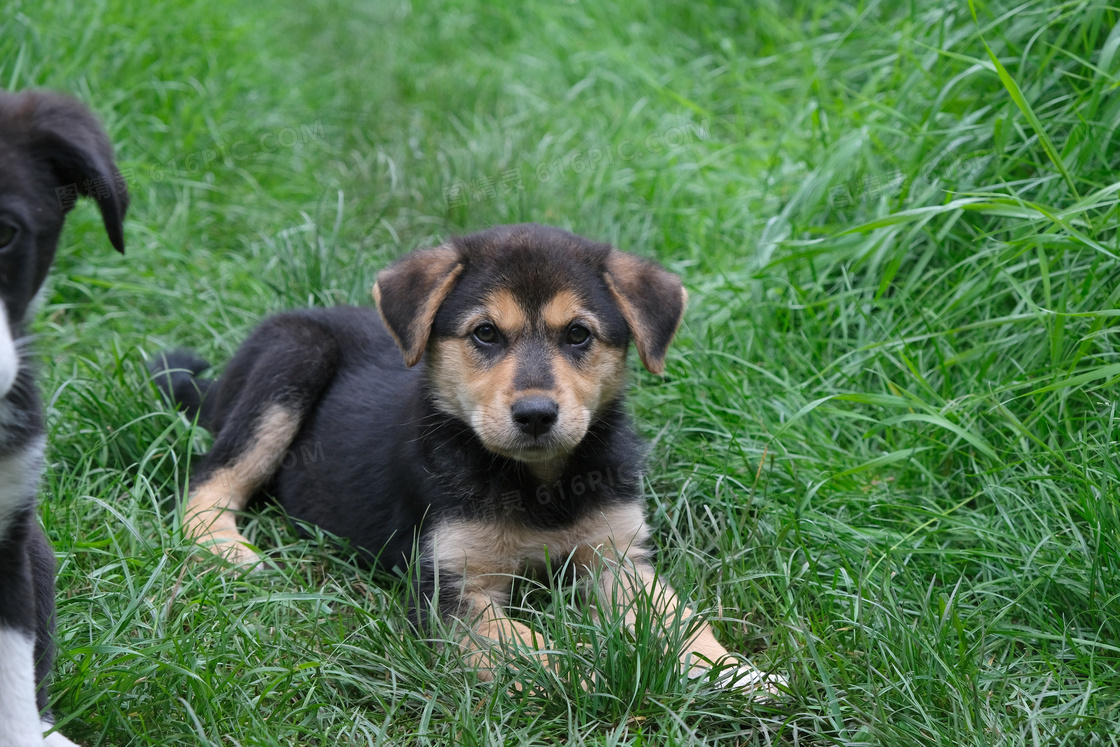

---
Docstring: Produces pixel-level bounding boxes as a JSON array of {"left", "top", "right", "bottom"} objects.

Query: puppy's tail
[{"left": 149, "top": 349, "right": 217, "bottom": 428}]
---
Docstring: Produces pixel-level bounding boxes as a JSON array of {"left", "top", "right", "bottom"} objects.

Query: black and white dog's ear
[
  {"left": 26, "top": 91, "right": 129, "bottom": 253},
  {"left": 604, "top": 250, "right": 687, "bottom": 375},
  {"left": 372, "top": 246, "right": 463, "bottom": 367}
]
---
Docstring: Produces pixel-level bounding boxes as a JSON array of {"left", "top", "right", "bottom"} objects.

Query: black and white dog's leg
[
  {"left": 0, "top": 435, "right": 77, "bottom": 745},
  {"left": 29, "top": 521, "right": 77, "bottom": 747},
  {"left": 0, "top": 509, "right": 48, "bottom": 746}
]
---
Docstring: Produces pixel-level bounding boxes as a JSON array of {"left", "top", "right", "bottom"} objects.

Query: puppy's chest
[
  {"left": 450, "top": 461, "right": 641, "bottom": 529},
  {"left": 426, "top": 501, "right": 650, "bottom": 577}
]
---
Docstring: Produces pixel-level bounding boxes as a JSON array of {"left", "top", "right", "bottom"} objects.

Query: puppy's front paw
[
  {"left": 214, "top": 540, "right": 265, "bottom": 570},
  {"left": 42, "top": 719, "right": 81, "bottom": 746},
  {"left": 191, "top": 531, "right": 265, "bottom": 570},
  {"left": 687, "top": 659, "right": 787, "bottom": 699}
]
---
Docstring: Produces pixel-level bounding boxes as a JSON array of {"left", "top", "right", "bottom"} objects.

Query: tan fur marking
[
  {"left": 428, "top": 333, "right": 592, "bottom": 464},
  {"left": 541, "top": 291, "right": 626, "bottom": 454},
  {"left": 540, "top": 290, "right": 587, "bottom": 331},
  {"left": 611, "top": 561, "right": 781, "bottom": 693},
  {"left": 484, "top": 289, "right": 528, "bottom": 336},
  {"left": 603, "top": 272, "right": 653, "bottom": 372},
  {"left": 405, "top": 264, "right": 463, "bottom": 367},
  {"left": 552, "top": 343, "right": 627, "bottom": 422},
  {"left": 571, "top": 514, "right": 779, "bottom": 690},
  {"left": 425, "top": 338, "right": 470, "bottom": 419},
  {"left": 183, "top": 405, "right": 300, "bottom": 565},
  {"left": 428, "top": 338, "right": 518, "bottom": 434},
  {"left": 540, "top": 289, "right": 623, "bottom": 442},
  {"left": 585, "top": 556, "right": 731, "bottom": 670},
  {"left": 566, "top": 513, "right": 777, "bottom": 685},
  {"left": 429, "top": 502, "right": 649, "bottom": 578},
  {"left": 457, "top": 589, "right": 552, "bottom": 682}
]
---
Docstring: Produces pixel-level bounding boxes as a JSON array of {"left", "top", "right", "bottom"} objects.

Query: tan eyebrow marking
[
  {"left": 487, "top": 289, "right": 528, "bottom": 334},
  {"left": 455, "top": 289, "right": 530, "bottom": 337},
  {"left": 541, "top": 290, "right": 601, "bottom": 334}
]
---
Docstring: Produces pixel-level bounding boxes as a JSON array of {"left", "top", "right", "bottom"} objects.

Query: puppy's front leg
[
  {"left": 456, "top": 585, "right": 551, "bottom": 681},
  {"left": 0, "top": 511, "right": 79, "bottom": 746},
  {"left": 421, "top": 521, "right": 552, "bottom": 683},
  {"left": 585, "top": 545, "right": 785, "bottom": 695}
]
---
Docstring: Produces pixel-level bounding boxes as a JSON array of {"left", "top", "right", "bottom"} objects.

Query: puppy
[
  {"left": 153, "top": 224, "right": 782, "bottom": 693},
  {"left": 0, "top": 90, "right": 128, "bottom": 746}
]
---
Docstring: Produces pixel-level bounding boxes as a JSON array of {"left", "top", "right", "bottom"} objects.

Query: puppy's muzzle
[{"left": 511, "top": 395, "right": 559, "bottom": 438}]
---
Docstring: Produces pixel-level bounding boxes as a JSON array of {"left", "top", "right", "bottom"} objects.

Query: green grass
[{"left": 3, "top": 0, "right": 1120, "bottom": 743}]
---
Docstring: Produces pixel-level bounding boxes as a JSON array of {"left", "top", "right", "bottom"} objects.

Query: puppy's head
[
  {"left": 374, "top": 224, "right": 686, "bottom": 465},
  {"left": 0, "top": 90, "right": 129, "bottom": 396}
]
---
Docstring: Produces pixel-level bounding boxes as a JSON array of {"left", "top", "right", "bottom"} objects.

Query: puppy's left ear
[
  {"left": 373, "top": 246, "right": 464, "bottom": 367},
  {"left": 604, "top": 250, "right": 687, "bottom": 375},
  {"left": 27, "top": 91, "right": 129, "bottom": 253}
]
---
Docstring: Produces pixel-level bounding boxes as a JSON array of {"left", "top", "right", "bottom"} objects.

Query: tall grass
[{"left": 2, "top": 0, "right": 1118, "bottom": 743}]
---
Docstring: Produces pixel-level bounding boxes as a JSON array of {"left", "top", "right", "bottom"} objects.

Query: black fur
[
  {"left": 152, "top": 305, "right": 646, "bottom": 559},
  {"left": 0, "top": 366, "right": 58, "bottom": 713}
]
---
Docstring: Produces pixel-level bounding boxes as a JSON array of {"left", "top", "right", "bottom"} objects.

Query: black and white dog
[{"left": 0, "top": 90, "right": 127, "bottom": 746}]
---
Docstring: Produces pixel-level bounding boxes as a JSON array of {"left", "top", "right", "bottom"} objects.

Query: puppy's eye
[
  {"left": 0, "top": 222, "right": 15, "bottom": 249},
  {"left": 565, "top": 324, "right": 591, "bottom": 346},
  {"left": 472, "top": 323, "right": 500, "bottom": 345}
]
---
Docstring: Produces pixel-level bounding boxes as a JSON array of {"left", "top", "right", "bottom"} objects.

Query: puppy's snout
[{"left": 511, "top": 396, "right": 559, "bottom": 438}]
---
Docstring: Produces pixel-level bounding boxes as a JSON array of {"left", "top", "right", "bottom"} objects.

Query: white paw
[
  {"left": 688, "top": 661, "right": 787, "bottom": 699},
  {"left": 218, "top": 541, "right": 265, "bottom": 569},
  {"left": 193, "top": 532, "right": 265, "bottom": 570}
]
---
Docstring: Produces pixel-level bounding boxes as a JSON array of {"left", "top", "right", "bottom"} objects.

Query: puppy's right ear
[
  {"left": 373, "top": 246, "right": 463, "bottom": 367},
  {"left": 604, "top": 250, "right": 687, "bottom": 375},
  {"left": 26, "top": 91, "right": 130, "bottom": 253}
]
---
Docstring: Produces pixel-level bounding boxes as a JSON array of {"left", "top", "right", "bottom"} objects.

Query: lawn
[{"left": 2, "top": 0, "right": 1119, "bottom": 744}]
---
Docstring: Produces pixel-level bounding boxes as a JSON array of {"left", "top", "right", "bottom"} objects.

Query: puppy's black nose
[{"left": 511, "top": 396, "right": 559, "bottom": 438}]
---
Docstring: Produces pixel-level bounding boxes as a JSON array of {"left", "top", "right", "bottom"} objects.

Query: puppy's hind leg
[
  {"left": 183, "top": 315, "right": 339, "bottom": 567},
  {"left": 185, "top": 406, "right": 298, "bottom": 566}
]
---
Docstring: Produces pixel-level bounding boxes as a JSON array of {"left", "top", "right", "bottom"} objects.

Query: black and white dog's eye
[
  {"left": 565, "top": 324, "right": 590, "bottom": 346},
  {"left": 0, "top": 222, "right": 16, "bottom": 249},
  {"left": 472, "top": 323, "right": 499, "bottom": 345}
]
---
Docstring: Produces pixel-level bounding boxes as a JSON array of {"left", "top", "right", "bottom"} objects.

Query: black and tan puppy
[
  {"left": 153, "top": 224, "right": 782, "bottom": 692},
  {"left": 0, "top": 89, "right": 128, "bottom": 746}
]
